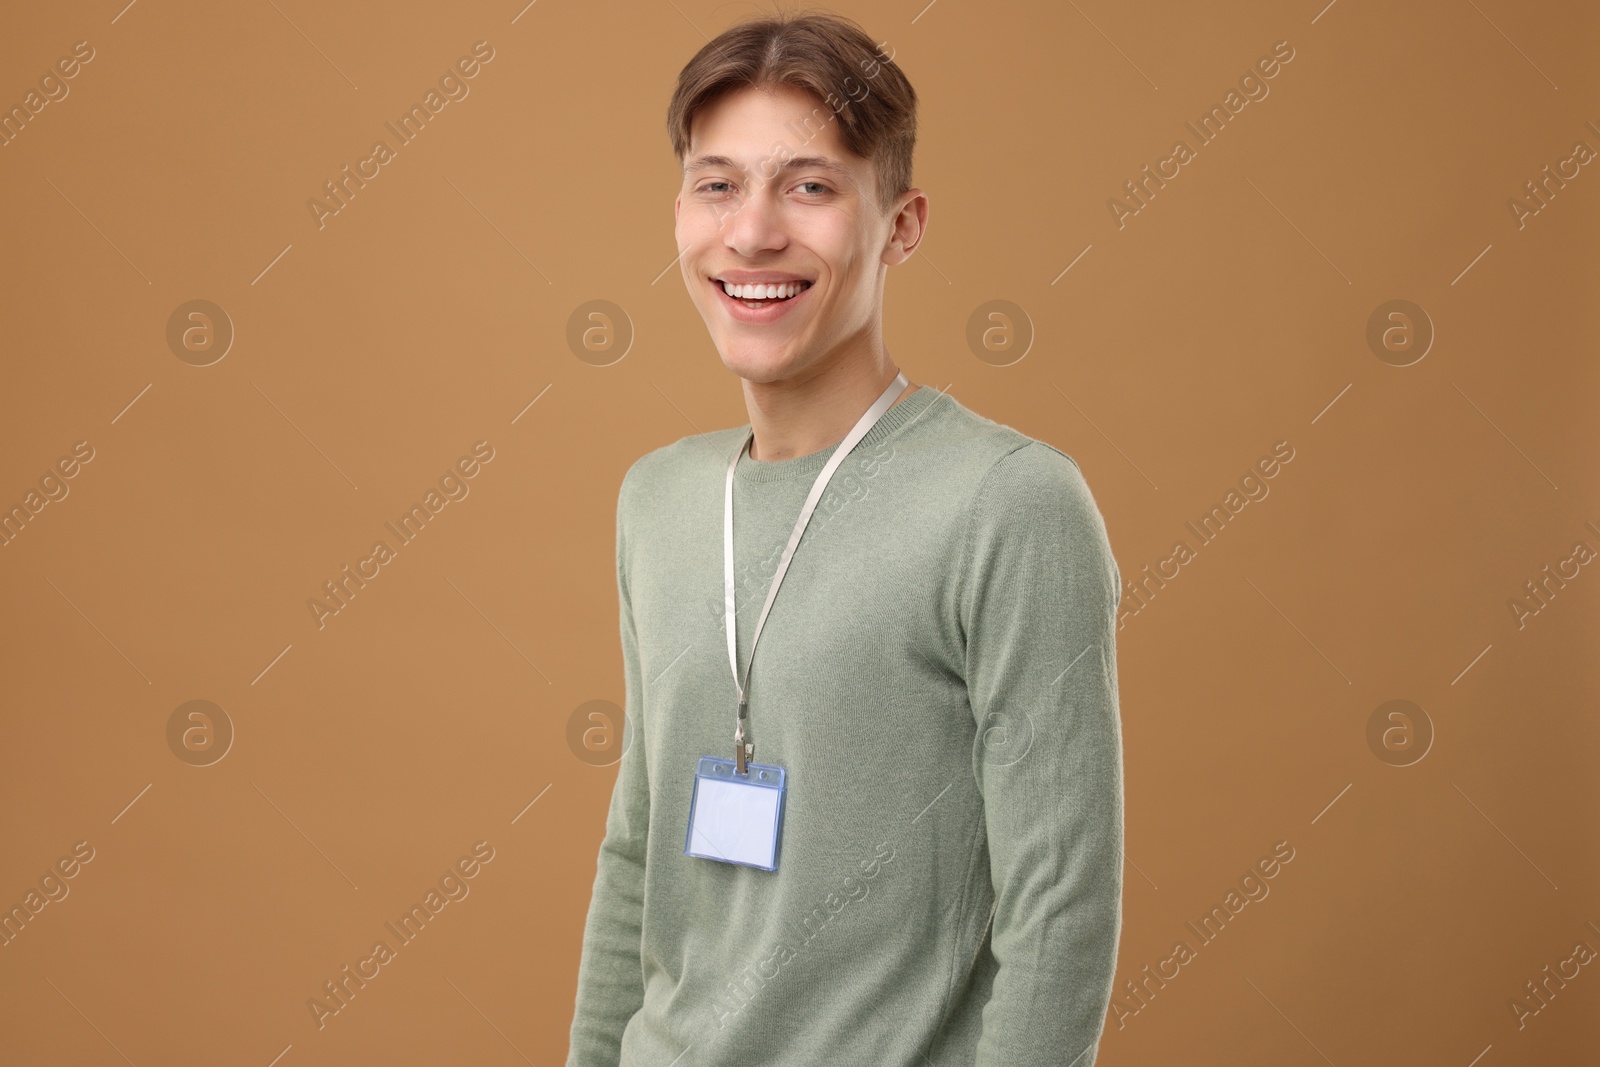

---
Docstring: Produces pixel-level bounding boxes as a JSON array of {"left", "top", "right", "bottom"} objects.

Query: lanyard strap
[{"left": 723, "top": 370, "right": 908, "bottom": 773}]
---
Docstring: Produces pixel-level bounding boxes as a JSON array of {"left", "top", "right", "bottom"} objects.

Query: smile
[{"left": 712, "top": 278, "right": 815, "bottom": 323}]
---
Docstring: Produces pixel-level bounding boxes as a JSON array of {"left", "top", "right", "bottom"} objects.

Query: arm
[
  {"left": 566, "top": 469, "right": 650, "bottom": 1067},
  {"left": 959, "top": 442, "right": 1124, "bottom": 1067}
]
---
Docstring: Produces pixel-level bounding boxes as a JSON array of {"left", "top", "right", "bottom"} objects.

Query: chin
[{"left": 716, "top": 341, "right": 807, "bottom": 383}]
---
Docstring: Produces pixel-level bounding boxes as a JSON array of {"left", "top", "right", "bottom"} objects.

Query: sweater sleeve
[
  {"left": 566, "top": 467, "right": 650, "bottom": 1067},
  {"left": 958, "top": 442, "right": 1124, "bottom": 1067}
]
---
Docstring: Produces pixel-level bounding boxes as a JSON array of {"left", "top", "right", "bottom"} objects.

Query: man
[{"left": 567, "top": 10, "right": 1123, "bottom": 1066}]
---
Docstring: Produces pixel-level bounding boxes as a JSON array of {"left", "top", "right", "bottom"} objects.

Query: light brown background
[{"left": 1, "top": 0, "right": 1596, "bottom": 1064}]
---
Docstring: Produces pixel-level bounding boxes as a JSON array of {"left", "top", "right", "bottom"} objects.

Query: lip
[{"left": 711, "top": 277, "right": 814, "bottom": 325}]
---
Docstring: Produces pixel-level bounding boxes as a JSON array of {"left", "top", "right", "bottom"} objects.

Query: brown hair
[{"left": 666, "top": 7, "right": 917, "bottom": 215}]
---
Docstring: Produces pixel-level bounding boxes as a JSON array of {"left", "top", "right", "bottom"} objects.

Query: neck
[{"left": 743, "top": 354, "right": 915, "bottom": 462}]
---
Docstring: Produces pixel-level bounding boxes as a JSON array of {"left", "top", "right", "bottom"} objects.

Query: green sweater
[{"left": 567, "top": 385, "right": 1124, "bottom": 1066}]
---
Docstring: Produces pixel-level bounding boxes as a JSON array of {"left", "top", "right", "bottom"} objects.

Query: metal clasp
[{"left": 734, "top": 697, "right": 753, "bottom": 775}]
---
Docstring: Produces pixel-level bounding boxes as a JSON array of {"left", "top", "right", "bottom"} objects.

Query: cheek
[
  {"left": 818, "top": 228, "right": 874, "bottom": 282},
  {"left": 682, "top": 206, "right": 733, "bottom": 253},
  {"left": 832, "top": 253, "right": 874, "bottom": 298},
  {"left": 675, "top": 199, "right": 707, "bottom": 237}
]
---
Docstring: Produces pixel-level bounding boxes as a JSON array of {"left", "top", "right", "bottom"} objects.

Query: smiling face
[{"left": 674, "top": 83, "right": 923, "bottom": 387}]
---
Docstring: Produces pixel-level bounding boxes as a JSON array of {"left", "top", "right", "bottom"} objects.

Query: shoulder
[
  {"left": 943, "top": 411, "right": 1114, "bottom": 575},
  {"left": 925, "top": 394, "right": 1092, "bottom": 511},
  {"left": 974, "top": 440, "right": 1095, "bottom": 519},
  {"left": 896, "top": 391, "right": 1084, "bottom": 487},
  {"left": 956, "top": 435, "right": 1121, "bottom": 610},
  {"left": 983, "top": 436, "right": 1083, "bottom": 487},
  {"left": 617, "top": 428, "right": 746, "bottom": 512},
  {"left": 964, "top": 440, "right": 1108, "bottom": 561}
]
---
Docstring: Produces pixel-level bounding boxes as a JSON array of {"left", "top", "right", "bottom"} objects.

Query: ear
[{"left": 881, "top": 189, "right": 929, "bottom": 267}]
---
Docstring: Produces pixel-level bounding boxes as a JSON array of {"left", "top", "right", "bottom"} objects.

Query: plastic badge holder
[{"left": 684, "top": 756, "right": 787, "bottom": 871}]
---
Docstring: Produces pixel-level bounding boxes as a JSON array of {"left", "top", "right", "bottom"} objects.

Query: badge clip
[{"left": 734, "top": 698, "right": 753, "bottom": 775}]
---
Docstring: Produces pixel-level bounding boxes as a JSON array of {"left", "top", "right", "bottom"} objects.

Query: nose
[{"left": 720, "top": 178, "right": 788, "bottom": 259}]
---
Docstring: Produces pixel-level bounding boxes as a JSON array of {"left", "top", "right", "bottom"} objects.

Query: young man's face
[{"left": 674, "top": 83, "right": 921, "bottom": 386}]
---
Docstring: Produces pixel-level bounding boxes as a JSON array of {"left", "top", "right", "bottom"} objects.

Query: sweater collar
[{"left": 731, "top": 385, "right": 944, "bottom": 484}]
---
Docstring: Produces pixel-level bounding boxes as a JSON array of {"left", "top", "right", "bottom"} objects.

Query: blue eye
[{"left": 797, "top": 181, "right": 831, "bottom": 195}]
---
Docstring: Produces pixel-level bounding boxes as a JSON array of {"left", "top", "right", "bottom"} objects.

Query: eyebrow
[{"left": 684, "top": 154, "right": 854, "bottom": 180}]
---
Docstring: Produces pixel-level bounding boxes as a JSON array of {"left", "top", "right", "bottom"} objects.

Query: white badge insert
[{"left": 685, "top": 757, "right": 787, "bottom": 871}]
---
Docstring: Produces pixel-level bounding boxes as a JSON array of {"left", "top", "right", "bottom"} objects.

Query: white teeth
[{"left": 720, "top": 280, "right": 809, "bottom": 300}]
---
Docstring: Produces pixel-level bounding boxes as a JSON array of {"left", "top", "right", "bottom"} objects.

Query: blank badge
[{"left": 684, "top": 756, "right": 787, "bottom": 871}]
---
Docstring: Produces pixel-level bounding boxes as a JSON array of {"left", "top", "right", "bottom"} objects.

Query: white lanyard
[{"left": 723, "top": 370, "right": 909, "bottom": 774}]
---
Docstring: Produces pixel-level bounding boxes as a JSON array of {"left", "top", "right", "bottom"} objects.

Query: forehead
[{"left": 684, "top": 84, "right": 869, "bottom": 179}]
